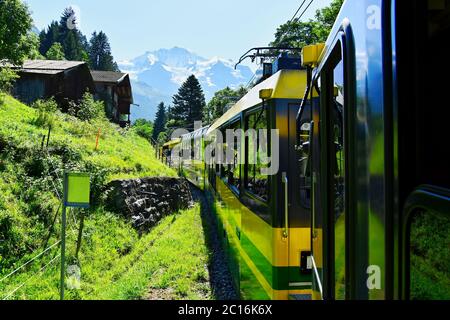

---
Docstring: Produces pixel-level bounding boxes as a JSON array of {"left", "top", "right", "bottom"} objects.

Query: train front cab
[
  {"left": 300, "top": 0, "right": 450, "bottom": 300},
  {"left": 205, "top": 69, "right": 313, "bottom": 300},
  {"left": 180, "top": 127, "right": 209, "bottom": 191},
  {"left": 161, "top": 139, "right": 181, "bottom": 169}
]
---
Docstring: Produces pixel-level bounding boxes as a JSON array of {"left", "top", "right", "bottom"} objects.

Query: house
[
  {"left": 91, "top": 71, "right": 133, "bottom": 127},
  {"left": 9, "top": 60, "right": 95, "bottom": 109}
]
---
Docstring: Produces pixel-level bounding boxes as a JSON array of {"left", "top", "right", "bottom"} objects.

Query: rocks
[
  {"left": 190, "top": 187, "right": 239, "bottom": 300},
  {"left": 105, "top": 177, "right": 193, "bottom": 231}
]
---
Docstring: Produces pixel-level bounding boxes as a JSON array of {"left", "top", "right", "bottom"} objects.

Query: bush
[
  {"left": 0, "top": 67, "right": 19, "bottom": 94},
  {"left": 32, "top": 98, "right": 58, "bottom": 128},
  {"left": 133, "top": 119, "right": 153, "bottom": 141},
  {"left": 69, "top": 92, "right": 105, "bottom": 122}
]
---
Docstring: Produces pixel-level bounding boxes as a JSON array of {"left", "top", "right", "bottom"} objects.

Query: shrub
[
  {"left": 32, "top": 98, "right": 58, "bottom": 128},
  {"left": 133, "top": 119, "right": 153, "bottom": 141},
  {"left": 69, "top": 92, "right": 105, "bottom": 122},
  {"left": 0, "top": 67, "right": 19, "bottom": 94}
]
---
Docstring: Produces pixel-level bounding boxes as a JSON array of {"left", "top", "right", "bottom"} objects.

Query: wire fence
[
  {"left": 0, "top": 241, "right": 61, "bottom": 285},
  {"left": 2, "top": 253, "right": 61, "bottom": 300},
  {"left": 0, "top": 125, "right": 95, "bottom": 299}
]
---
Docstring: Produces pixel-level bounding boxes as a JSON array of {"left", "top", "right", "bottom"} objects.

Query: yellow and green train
[
  {"left": 167, "top": 61, "right": 314, "bottom": 300},
  {"left": 163, "top": 0, "right": 450, "bottom": 300}
]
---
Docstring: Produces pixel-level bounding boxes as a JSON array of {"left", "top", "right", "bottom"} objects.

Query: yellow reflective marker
[
  {"left": 61, "top": 172, "right": 90, "bottom": 300},
  {"left": 64, "top": 172, "right": 90, "bottom": 208}
]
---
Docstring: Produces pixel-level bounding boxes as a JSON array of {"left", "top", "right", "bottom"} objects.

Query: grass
[
  {"left": 0, "top": 205, "right": 212, "bottom": 300},
  {"left": 92, "top": 205, "right": 211, "bottom": 300},
  {"left": 0, "top": 95, "right": 210, "bottom": 300},
  {"left": 0, "top": 94, "right": 176, "bottom": 181},
  {"left": 410, "top": 212, "right": 450, "bottom": 300}
]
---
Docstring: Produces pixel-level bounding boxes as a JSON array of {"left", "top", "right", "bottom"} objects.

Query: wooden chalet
[
  {"left": 9, "top": 60, "right": 95, "bottom": 109},
  {"left": 91, "top": 71, "right": 133, "bottom": 127}
]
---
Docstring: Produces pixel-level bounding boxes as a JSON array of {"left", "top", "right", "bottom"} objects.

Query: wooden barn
[
  {"left": 10, "top": 60, "right": 95, "bottom": 109},
  {"left": 91, "top": 71, "right": 133, "bottom": 127}
]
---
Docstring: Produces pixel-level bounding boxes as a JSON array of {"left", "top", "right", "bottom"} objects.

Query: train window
[
  {"left": 297, "top": 101, "right": 312, "bottom": 209},
  {"left": 227, "top": 120, "right": 241, "bottom": 192},
  {"left": 409, "top": 210, "right": 450, "bottom": 300},
  {"left": 332, "top": 53, "right": 345, "bottom": 300},
  {"left": 319, "top": 43, "right": 346, "bottom": 300},
  {"left": 245, "top": 108, "right": 269, "bottom": 202}
]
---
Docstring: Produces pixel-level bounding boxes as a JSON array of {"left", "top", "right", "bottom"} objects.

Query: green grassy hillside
[{"left": 0, "top": 95, "right": 210, "bottom": 300}]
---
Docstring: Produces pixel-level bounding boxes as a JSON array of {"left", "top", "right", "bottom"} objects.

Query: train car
[
  {"left": 298, "top": 0, "right": 450, "bottom": 300},
  {"left": 180, "top": 126, "right": 209, "bottom": 190},
  {"left": 161, "top": 138, "right": 181, "bottom": 170},
  {"left": 203, "top": 54, "right": 313, "bottom": 300}
]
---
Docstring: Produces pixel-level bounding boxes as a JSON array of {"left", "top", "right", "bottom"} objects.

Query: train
[{"left": 161, "top": 0, "right": 450, "bottom": 300}]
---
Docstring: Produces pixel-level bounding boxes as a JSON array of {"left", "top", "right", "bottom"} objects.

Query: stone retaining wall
[{"left": 105, "top": 177, "right": 193, "bottom": 231}]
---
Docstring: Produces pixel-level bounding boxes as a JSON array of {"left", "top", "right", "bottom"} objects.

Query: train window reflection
[
  {"left": 298, "top": 102, "right": 312, "bottom": 209},
  {"left": 409, "top": 210, "right": 450, "bottom": 300},
  {"left": 332, "top": 56, "right": 345, "bottom": 300},
  {"left": 228, "top": 121, "right": 241, "bottom": 192},
  {"left": 245, "top": 108, "right": 269, "bottom": 201}
]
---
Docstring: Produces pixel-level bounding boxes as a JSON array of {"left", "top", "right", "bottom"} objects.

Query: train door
[
  {"left": 310, "top": 41, "right": 347, "bottom": 300},
  {"left": 287, "top": 102, "right": 312, "bottom": 298}
]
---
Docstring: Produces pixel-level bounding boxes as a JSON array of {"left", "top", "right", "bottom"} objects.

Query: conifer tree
[
  {"left": 169, "top": 75, "right": 206, "bottom": 130},
  {"left": 152, "top": 102, "right": 167, "bottom": 142},
  {"left": 58, "top": 7, "right": 88, "bottom": 61},
  {"left": 89, "top": 31, "right": 119, "bottom": 71},
  {"left": 39, "top": 21, "right": 59, "bottom": 56}
]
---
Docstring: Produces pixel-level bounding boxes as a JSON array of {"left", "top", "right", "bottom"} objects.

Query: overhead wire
[
  {"left": 294, "top": 0, "right": 315, "bottom": 23},
  {"left": 289, "top": 0, "right": 308, "bottom": 24}
]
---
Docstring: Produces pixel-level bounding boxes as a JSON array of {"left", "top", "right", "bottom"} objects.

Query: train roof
[
  {"left": 207, "top": 69, "right": 307, "bottom": 134},
  {"left": 181, "top": 126, "right": 210, "bottom": 141},
  {"left": 163, "top": 138, "right": 181, "bottom": 148}
]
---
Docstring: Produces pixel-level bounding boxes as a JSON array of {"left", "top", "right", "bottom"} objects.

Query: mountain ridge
[{"left": 119, "top": 47, "right": 253, "bottom": 121}]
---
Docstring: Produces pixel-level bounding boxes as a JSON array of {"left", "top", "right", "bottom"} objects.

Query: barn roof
[
  {"left": 15, "top": 60, "right": 87, "bottom": 75},
  {"left": 91, "top": 70, "right": 128, "bottom": 84}
]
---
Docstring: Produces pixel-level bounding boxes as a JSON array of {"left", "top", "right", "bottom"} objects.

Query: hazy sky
[{"left": 25, "top": 0, "right": 331, "bottom": 62}]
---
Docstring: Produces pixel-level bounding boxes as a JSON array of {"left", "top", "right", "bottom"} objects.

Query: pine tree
[
  {"left": 39, "top": 21, "right": 59, "bottom": 56},
  {"left": 170, "top": 75, "right": 205, "bottom": 130},
  {"left": 58, "top": 7, "right": 89, "bottom": 61},
  {"left": 153, "top": 102, "right": 167, "bottom": 142},
  {"left": 89, "top": 31, "right": 119, "bottom": 71}
]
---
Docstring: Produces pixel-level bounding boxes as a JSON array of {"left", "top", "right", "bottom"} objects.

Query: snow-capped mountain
[{"left": 119, "top": 47, "right": 253, "bottom": 121}]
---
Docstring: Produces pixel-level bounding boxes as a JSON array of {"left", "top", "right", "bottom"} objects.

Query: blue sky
[{"left": 25, "top": 0, "right": 331, "bottom": 62}]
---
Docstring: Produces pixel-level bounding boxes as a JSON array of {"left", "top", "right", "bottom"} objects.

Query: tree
[
  {"left": 89, "top": 31, "right": 119, "bottom": 71},
  {"left": 169, "top": 75, "right": 206, "bottom": 130},
  {"left": 153, "top": 102, "right": 167, "bottom": 142},
  {"left": 270, "top": 20, "right": 320, "bottom": 48},
  {"left": 46, "top": 42, "right": 65, "bottom": 60},
  {"left": 38, "top": 7, "right": 89, "bottom": 62},
  {"left": 203, "top": 87, "right": 248, "bottom": 124},
  {"left": 59, "top": 7, "right": 90, "bottom": 61},
  {"left": 63, "top": 31, "right": 83, "bottom": 61},
  {"left": 270, "top": 0, "right": 344, "bottom": 48},
  {"left": 314, "top": 0, "right": 345, "bottom": 40},
  {"left": 22, "top": 32, "right": 44, "bottom": 60},
  {"left": 0, "top": 0, "right": 33, "bottom": 64},
  {"left": 39, "top": 21, "right": 59, "bottom": 56}
]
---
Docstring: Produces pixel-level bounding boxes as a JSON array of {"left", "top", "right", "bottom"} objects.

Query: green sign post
[{"left": 61, "top": 172, "right": 90, "bottom": 300}]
